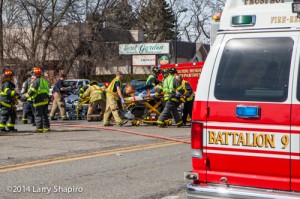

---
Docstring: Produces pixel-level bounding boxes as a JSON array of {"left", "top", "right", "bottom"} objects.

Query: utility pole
[{"left": 175, "top": 8, "right": 188, "bottom": 64}]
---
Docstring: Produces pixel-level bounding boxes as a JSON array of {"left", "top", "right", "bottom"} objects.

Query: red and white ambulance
[{"left": 185, "top": 0, "right": 300, "bottom": 198}]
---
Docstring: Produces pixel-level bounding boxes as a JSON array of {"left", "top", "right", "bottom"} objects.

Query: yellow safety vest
[
  {"left": 29, "top": 78, "right": 50, "bottom": 107},
  {"left": 106, "top": 77, "right": 122, "bottom": 100},
  {"left": 182, "top": 80, "right": 195, "bottom": 101},
  {"left": 163, "top": 75, "right": 177, "bottom": 101},
  {"left": 89, "top": 85, "right": 104, "bottom": 102}
]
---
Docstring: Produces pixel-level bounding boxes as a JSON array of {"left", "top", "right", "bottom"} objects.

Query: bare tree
[
  {"left": 59, "top": 0, "right": 132, "bottom": 76},
  {"left": 0, "top": 0, "right": 3, "bottom": 72},
  {"left": 168, "top": 0, "right": 224, "bottom": 44}
]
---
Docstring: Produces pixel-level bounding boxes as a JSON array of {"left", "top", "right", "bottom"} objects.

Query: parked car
[{"left": 64, "top": 79, "right": 90, "bottom": 89}]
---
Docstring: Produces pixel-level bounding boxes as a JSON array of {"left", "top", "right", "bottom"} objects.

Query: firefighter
[
  {"left": 49, "top": 74, "right": 69, "bottom": 120},
  {"left": 157, "top": 68, "right": 184, "bottom": 127},
  {"left": 75, "top": 84, "right": 91, "bottom": 120},
  {"left": 21, "top": 74, "right": 35, "bottom": 126},
  {"left": 22, "top": 67, "right": 50, "bottom": 133},
  {"left": 156, "top": 68, "right": 169, "bottom": 96},
  {"left": 82, "top": 80, "right": 106, "bottom": 121},
  {"left": 176, "top": 75, "right": 195, "bottom": 126},
  {"left": 139, "top": 66, "right": 161, "bottom": 91},
  {"left": 146, "top": 66, "right": 161, "bottom": 87},
  {"left": 0, "top": 70, "right": 21, "bottom": 132},
  {"left": 161, "top": 68, "right": 169, "bottom": 81},
  {"left": 78, "top": 84, "right": 90, "bottom": 101},
  {"left": 103, "top": 71, "right": 127, "bottom": 126},
  {"left": 21, "top": 73, "right": 32, "bottom": 124}
]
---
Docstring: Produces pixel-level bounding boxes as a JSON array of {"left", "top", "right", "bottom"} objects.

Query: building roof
[{"left": 171, "top": 41, "right": 196, "bottom": 59}]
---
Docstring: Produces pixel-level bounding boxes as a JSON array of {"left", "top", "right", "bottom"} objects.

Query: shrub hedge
[{"left": 86, "top": 74, "right": 149, "bottom": 83}]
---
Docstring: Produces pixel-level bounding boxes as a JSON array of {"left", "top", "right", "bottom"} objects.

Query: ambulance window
[
  {"left": 297, "top": 66, "right": 300, "bottom": 101},
  {"left": 215, "top": 37, "right": 292, "bottom": 102}
]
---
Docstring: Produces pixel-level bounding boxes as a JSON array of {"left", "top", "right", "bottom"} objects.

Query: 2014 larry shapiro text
[{"left": 7, "top": 185, "right": 83, "bottom": 194}]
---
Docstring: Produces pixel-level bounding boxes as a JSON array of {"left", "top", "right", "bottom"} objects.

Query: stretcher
[{"left": 123, "top": 90, "right": 172, "bottom": 126}]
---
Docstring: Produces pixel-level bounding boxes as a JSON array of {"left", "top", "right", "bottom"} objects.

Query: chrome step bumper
[{"left": 186, "top": 183, "right": 300, "bottom": 199}]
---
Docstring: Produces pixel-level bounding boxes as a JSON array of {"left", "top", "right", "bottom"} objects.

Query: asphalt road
[{"left": 0, "top": 120, "right": 191, "bottom": 199}]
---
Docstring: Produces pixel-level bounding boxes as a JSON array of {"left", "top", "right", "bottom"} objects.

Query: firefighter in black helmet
[
  {"left": 146, "top": 66, "right": 161, "bottom": 88},
  {"left": 0, "top": 69, "right": 21, "bottom": 132},
  {"left": 157, "top": 67, "right": 184, "bottom": 127},
  {"left": 136, "top": 66, "right": 161, "bottom": 92}
]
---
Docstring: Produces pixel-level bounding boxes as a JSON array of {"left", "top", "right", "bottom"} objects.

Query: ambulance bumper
[{"left": 186, "top": 183, "right": 300, "bottom": 199}]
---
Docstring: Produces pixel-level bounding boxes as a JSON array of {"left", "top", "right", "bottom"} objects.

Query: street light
[{"left": 175, "top": 8, "right": 188, "bottom": 64}]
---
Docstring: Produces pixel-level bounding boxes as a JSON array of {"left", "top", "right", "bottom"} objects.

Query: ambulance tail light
[{"left": 191, "top": 122, "right": 203, "bottom": 158}]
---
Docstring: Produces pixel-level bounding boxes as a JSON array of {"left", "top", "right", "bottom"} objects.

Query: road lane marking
[
  {"left": 0, "top": 128, "right": 79, "bottom": 139},
  {"left": 0, "top": 141, "right": 183, "bottom": 173},
  {"left": 52, "top": 124, "right": 191, "bottom": 144}
]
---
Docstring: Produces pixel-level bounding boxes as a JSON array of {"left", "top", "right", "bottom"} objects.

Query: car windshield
[
  {"left": 73, "top": 89, "right": 80, "bottom": 95},
  {"left": 64, "top": 81, "right": 77, "bottom": 87}
]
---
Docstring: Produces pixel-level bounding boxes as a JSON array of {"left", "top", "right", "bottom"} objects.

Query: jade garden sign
[{"left": 119, "top": 43, "right": 170, "bottom": 55}]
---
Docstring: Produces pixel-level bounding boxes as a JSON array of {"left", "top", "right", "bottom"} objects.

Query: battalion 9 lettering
[{"left": 208, "top": 131, "right": 289, "bottom": 149}]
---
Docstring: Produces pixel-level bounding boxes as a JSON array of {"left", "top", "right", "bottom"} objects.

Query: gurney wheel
[
  {"left": 132, "top": 120, "right": 137, "bottom": 126},
  {"left": 166, "top": 120, "right": 172, "bottom": 126},
  {"left": 136, "top": 120, "right": 141, "bottom": 126}
]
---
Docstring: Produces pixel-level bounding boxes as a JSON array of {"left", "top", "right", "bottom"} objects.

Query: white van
[{"left": 185, "top": 0, "right": 300, "bottom": 198}]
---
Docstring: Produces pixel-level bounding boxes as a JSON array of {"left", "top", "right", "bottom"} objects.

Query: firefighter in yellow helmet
[
  {"left": 82, "top": 80, "right": 106, "bottom": 121},
  {"left": 22, "top": 67, "right": 50, "bottom": 133},
  {"left": 0, "top": 69, "right": 21, "bottom": 132},
  {"left": 103, "top": 71, "right": 127, "bottom": 126}
]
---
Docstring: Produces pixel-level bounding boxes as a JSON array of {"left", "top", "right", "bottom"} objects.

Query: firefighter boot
[{"left": 7, "top": 127, "right": 17, "bottom": 132}]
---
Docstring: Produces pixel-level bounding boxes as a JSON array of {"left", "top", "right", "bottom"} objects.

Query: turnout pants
[
  {"left": 50, "top": 92, "right": 66, "bottom": 118},
  {"left": 103, "top": 95, "right": 122, "bottom": 124},
  {"left": 22, "top": 101, "right": 35, "bottom": 123},
  {"left": 0, "top": 107, "right": 17, "bottom": 130},
  {"left": 87, "top": 100, "right": 106, "bottom": 121},
  {"left": 182, "top": 99, "right": 194, "bottom": 124},
  {"left": 157, "top": 100, "right": 182, "bottom": 126},
  {"left": 35, "top": 104, "right": 50, "bottom": 131}
]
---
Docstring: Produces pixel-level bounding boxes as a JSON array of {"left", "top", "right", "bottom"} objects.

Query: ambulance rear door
[
  {"left": 291, "top": 37, "right": 300, "bottom": 192},
  {"left": 204, "top": 31, "right": 297, "bottom": 190}
]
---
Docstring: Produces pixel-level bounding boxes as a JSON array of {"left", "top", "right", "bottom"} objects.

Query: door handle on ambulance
[{"left": 236, "top": 105, "right": 261, "bottom": 119}]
